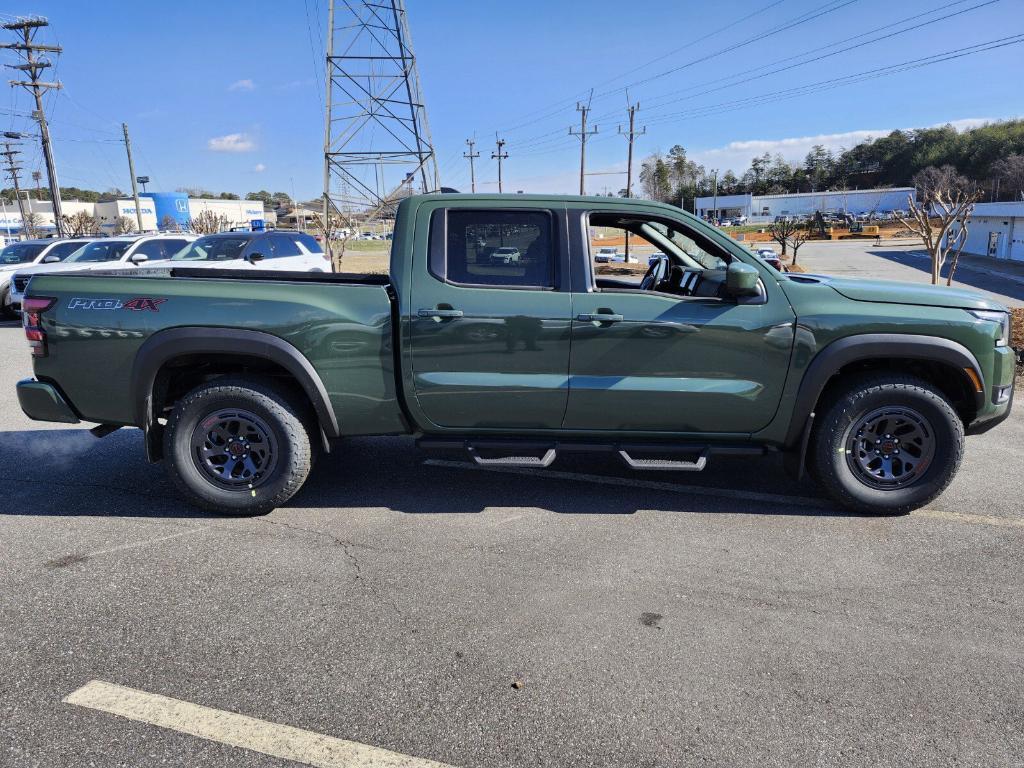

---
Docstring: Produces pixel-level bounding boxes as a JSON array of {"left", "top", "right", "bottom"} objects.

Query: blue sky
[{"left": 3, "top": 0, "right": 1022, "bottom": 199}]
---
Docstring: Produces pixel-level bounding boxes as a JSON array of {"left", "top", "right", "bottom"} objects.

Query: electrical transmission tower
[
  {"left": 321, "top": 0, "right": 439, "bottom": 220},
  {"left": 1, "top": 17, "right": 64, "bottom": 236}
]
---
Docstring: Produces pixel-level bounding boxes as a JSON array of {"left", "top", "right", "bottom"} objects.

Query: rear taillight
[{"left": 23, "top": 296, "right": 56, "bottom": 358}]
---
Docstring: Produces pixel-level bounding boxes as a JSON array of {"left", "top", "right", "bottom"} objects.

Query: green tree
[{"left": 245, "top": 190, "right": 273, "bottom": 205}]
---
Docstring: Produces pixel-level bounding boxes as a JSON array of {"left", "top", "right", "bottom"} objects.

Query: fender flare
[
  {"left": 131, "top": 327, "right": 340, "bottom": 449},
  {"left": 784, "top": 333, "right": 984, "bottom": 447}
]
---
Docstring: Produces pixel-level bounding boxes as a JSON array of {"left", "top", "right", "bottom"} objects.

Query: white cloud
[
  {"left": 253, "top": 163, "right": 266, "bottom": 172},
  {"left": 207, "top": 133, "right": 256, "bottom": 153},
  {"left": 228, "top": 79, "right": 255, "bottom": 92}
]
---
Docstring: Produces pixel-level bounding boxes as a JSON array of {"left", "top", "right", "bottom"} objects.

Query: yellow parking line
[{"left": 65, "top": 680, "right": 456, "bottom": 768}]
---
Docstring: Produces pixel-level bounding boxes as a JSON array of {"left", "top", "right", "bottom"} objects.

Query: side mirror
[
  {"left": 247, "top": 252, "right": 265, "bottom": 263},
  {"left": 42, "top": 254, "right": 61, "bottom": 264},
  {"left": 726, "top": 261, "right": 760, "bottom": 297},
  {"left": 130, "top": 253, "right": 149, "bottom": 265}
]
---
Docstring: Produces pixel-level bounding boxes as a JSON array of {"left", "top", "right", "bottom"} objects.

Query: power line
[{"left": 489, "top": 0, "right": 858, "bottom": 139}]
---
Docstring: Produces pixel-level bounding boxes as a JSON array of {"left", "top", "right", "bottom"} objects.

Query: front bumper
[{"left": 17, "top": 378, "right": 80, "bottom": 424}]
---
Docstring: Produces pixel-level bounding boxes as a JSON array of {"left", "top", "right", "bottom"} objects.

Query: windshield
[
  {"left": 172, "top": 236, "right": 251, "bottom": 261},
  {"left": 0, "top": 243, "right": 46, "bottom": 265},
  {"left": 66, "top": 241, "right": 131, "bottom": 263},
  {"left": 646, "top": 222, "right": 727, "bottom": 270}
]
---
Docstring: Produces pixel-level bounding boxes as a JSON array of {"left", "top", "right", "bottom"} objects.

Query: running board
[
  {"left": 618, "top": 448, "right": 708, "bottom": 472},
  {"left": 467, "top": 446, "right": 557, "bottom": 468}
]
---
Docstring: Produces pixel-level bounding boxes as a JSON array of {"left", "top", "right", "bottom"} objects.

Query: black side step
[{"left": 417, "top": 437, "right": 766, "bottom": 471}]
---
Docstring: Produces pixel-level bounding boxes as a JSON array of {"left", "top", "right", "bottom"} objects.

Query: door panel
[
  {"left": 409, "top": 205, "right": 572, "bottom": 430},
  {"left": 565, "top": 292, "right": 794, "bottom": 433}
]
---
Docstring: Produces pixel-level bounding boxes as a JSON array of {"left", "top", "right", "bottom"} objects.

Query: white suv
[
  {"left": 1, "top": 237, "right": 97, "bottom": 317},
  {"left": 9, "top": 233, "right": 195, "bottom": 307},
  {"left": 154, "top": 230, "right": 328, "bottom": 272}
]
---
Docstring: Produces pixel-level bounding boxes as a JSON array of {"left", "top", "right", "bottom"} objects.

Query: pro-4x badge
[
  {"left": 68, "top": 297, "right": 167, "bottom": 311},
  {"left": 123, "top": 297, "right": 167, "bottom": 312}
]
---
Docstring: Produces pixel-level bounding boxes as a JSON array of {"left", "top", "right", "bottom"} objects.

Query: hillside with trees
[{"left": 638, "top": 119, "right": 1024, "bottom": 210}]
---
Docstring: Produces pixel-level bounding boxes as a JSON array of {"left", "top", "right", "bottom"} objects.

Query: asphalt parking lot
[{"left": 1, "top": 269, "right": 1023, "bottom": 766}]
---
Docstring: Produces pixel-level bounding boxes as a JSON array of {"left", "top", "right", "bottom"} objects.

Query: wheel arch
[
  {"left": 131, "top": 327, "right": 340, "bottom": 461},
  {"left": 785, "top": 333, "right": 984, "bottom": 449}
]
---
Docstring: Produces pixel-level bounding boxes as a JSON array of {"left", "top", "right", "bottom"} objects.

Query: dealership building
[
  {"left": 694, "top": 187, "right": 917, "bottom": 222},
  {"left": 952, "top": 201, "right": 1024, "bottom": 262},
  {"left": 0, "top": 193, "right": 272, "bottom": 237}
]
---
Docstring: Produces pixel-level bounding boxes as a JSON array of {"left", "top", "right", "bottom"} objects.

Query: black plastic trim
[
  {"left": 785, "top": 333, "right": 985, "bottom": 447},
  {"left": 131, "top": 327, "right": 341, "bottom": 444}
]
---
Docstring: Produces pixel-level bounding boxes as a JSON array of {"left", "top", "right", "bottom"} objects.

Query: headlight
[{"left": 969, "top": 310, "right": 1010, "bottom": 347}]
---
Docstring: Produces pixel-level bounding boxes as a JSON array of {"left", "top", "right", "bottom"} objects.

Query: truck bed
[{"left": 28, "top": 268, "right": 407, "bottom": 437}]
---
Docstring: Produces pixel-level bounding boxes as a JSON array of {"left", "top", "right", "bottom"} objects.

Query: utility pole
[
  {"left": 1, "top": 17, "right": 64, "bottom": 236},
  {"left": 569, "top": 97, "right": 598, "bottom": 196},
  {"left": 491, "top": 138, "right": 508, "bottom": 193},
  {"left": 618, "top": 102, "right": 645, "bottom": 198},
  {"left": 0, "top": 141, "right": 28, "bottom": 235},
  {"left": 712, "top": 169, "right": 719, "bottom": 224},
  {"left": 618, "top": 101, "right": 645, "bottom": 262},
  {"left": 121, "top": 123, "right": 144, "bottom": 233},
  {"left": 463, "top": 138, "right": 480, "bottom": 193}
]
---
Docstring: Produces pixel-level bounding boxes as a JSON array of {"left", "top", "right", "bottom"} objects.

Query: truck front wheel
[
  {"left": 163, "top": 377, "right": 314, "bottom": 515},
  {"left": 811, "top": 373, "right": 964, "bottom": 515}
]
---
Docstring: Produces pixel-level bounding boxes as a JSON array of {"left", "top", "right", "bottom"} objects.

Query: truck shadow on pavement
[
  {"left": 0, "top": 429, "right": 855, "bottom": 519},
  {"left": 867, "top": 249, "right": 1024, "bottom": 302}
]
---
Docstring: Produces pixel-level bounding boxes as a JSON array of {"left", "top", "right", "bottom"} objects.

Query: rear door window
[{"left": 430, "top": 209, "right": 556, "bottom": 288}]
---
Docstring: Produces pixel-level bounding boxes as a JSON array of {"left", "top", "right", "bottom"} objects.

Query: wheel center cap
[
  {"left": 228, "top": 442, "right": 246, "bottom": 457},
  {"left": 880, "top": 440, "right": 896, "bottom": 454}
]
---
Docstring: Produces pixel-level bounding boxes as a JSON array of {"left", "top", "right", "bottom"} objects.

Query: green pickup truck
[{"left": 16, "top": 194, "right": 1016, "bottom": 515}]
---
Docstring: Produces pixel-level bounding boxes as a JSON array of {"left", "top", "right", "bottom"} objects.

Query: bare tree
[
  {"left": 767, "top": 217, "right": 799, "bottom": 257},
  {"left": 160, "top": 214, "right": 180, "bottom": 232},
  {"left": 61, "top": 210, "right": 99, "bottom": 237},
  {"left": 308, "top": 205, "right": 355, "bottom": 272},
  {"left": 22, "top": 211, "right": 44, "bottom": 238},
  {"left": 990, "top": 154, "right": 1024, "bottom": 201},
  {"left": 186, "top": 210, "right": 229, "bottom": 235},
  {"left": 896, "top": 166, "right": 980, "bottom": 286},
  {"left": 787, "top": 223, "right": 811, "bottom": 267},
  {"left": 112, "top": 216, "right": 137, "bottom": 236}
]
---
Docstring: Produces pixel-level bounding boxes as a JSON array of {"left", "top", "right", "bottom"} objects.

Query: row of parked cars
[{"left": 0, "top": 230, "right": 328, "bottom": 317}]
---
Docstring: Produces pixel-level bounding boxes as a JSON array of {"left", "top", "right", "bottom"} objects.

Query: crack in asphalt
[{"left": 251, "top": 518, "right": 404, "bottom": 618}]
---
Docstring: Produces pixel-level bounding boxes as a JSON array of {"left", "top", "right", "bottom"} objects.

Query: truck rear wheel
[
  {"left": 810, "top": 373, "right": 964, "bottom": 515},
  {"left": 163, "top": 377, "right": 314, "bottom": 516}
]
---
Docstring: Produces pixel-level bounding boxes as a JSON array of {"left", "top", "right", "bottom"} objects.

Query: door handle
[
  {"left": 418, "top": 308, "right": 464, "bottom": 318},
  {"left": 577, "top": 313, "right": 624, "bottom": 323}
]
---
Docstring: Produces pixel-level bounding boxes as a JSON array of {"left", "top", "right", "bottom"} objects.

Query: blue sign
[{"left": 250, "top": 219, "right": 265, "bottom": 231}]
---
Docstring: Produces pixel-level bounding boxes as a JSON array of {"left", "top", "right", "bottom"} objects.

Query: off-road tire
[
  {"left": 810, "top": 373, "right": 964, "bottom": 515},
  {"left": 164, "top": 377, "right": 314, "bottom": 516}
]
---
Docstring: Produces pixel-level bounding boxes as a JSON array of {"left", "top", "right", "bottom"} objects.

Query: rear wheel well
[
  {"left": 148, "top": 354, "right": 321, "bottom": 459},
  {"left": 815, "top": 357, "right": 978, "bottom": 425}
]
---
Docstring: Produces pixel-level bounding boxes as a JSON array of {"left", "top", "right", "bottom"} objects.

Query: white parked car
[
  {"left": 9, "top": 233, "right": 195, "bottom": 307},
  {"left": 157, "top": 231, "right": 327, "bottom": 272},
  {"left": 594, "top": 246, "right": 619, "bottom": 263},
  {"left": 1, "top": 237, "right": 96, "bottom": 317},
  {"left": 489, "top": 246, "right": 521, "bottom": 265}
]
